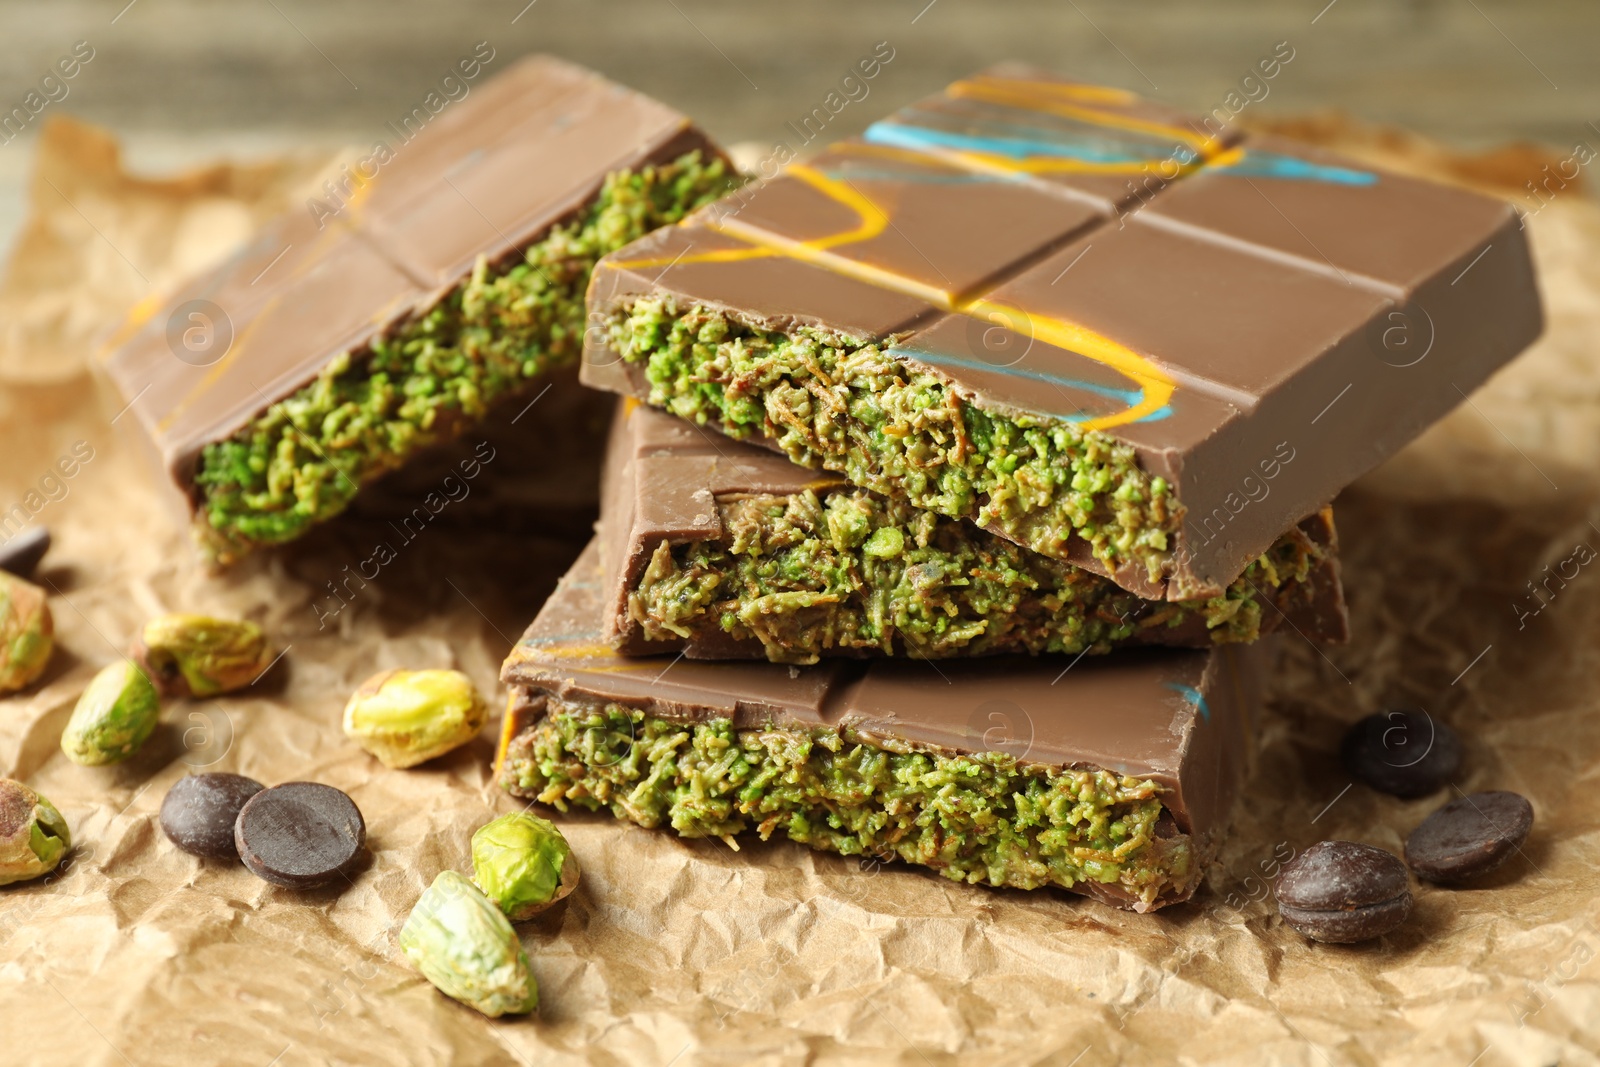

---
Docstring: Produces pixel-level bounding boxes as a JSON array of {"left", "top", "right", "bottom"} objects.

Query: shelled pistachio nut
[
  {"left": 0, "top": 572, "right": 53, "bottom": 693},
  {"left": 132, "top": 614, "right": 273, "bottom": 698},
  {"left": 0, "top": 778, "right": 70, "bottom": 885},
  {"left": 343, "top": 669, "right": 488, "bottom": 769},
  {"left": 400, "top": 869, "right": 538, "bottom": 1017},
  {"left": 472, "top": 811, "right": 579, "bottom": 921},
  {"left": 61, "top": 660, "right": 160, "bottom": 766}
]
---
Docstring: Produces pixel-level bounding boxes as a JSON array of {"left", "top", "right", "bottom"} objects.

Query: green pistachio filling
[
  {"left": 501, "top": 698, "right": 1197, "bottom": 908},
  {"left": 193, "top": 151, "right": 737, "bottom": 562},
  {"left": 632, "top": 488, "right": 1322, "bottom": 664},
  {"left": 607, "top": 299, "right": 1181, "bottom": 580}
]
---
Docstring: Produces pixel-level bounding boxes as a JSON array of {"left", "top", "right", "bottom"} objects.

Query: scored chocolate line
[{"left": 1135, "top": 208, "right": 1407, "bottom": 301}]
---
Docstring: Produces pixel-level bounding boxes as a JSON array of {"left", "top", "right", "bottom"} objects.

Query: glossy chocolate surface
[
  {"left": 583, "top": 62, "right": 1542, "bottom": 600},
  {"left": 100, "top": 55, "right": 724, "bottom": 506},
  {"left": 501, "top": 539, "right": 1267, "bottom": 881},
  {"left": 600, "top": 401, "right": 1346, "bottom": 657}
]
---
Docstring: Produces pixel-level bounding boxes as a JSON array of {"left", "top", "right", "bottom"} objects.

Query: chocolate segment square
[
  {"left": 870, "top": 61, "right": 1241, "bottom": 211},
  {"left": 1141, "top": 134, "right": 1516, "bottom": 291},
  {"left": 714, "top": 144, "right": 1105, "bottom": 301}
]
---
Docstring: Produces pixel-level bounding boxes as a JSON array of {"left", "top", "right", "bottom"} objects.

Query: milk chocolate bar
[
  {"left": 498, "top": 540, "right": 1267, "bottom": 911},
  {"left": 603, "top": 400, "right": 1345, "bottom": 662},
  {"left": 100, "top": 55, "right": 735, "bottom": 563},
  {"left": 582, "top": 62, "right": 1541, "bottom": 601}
]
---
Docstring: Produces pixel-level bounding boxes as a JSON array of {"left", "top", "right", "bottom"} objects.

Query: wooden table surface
[{"left": 1, "top": 0, "right": 1596, "bottom": 258}]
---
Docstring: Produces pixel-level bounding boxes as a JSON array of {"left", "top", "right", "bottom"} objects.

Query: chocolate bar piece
[
  {"left": 582, "top": 62, "right": 1541, "bottom": 601},
  {"left": 100, "top": 55, "right": 736, "bottom": 562},
  {"left": 603, "top": 400, "right": 1346, "bottom": 661},
  {"left": 499, "top": 540, "right": 1266, "bottom": 911}
]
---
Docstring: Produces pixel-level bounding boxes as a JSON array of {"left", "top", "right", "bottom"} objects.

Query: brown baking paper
[{"left": 2, "top": 113, "right": 1598, "bottom": 1066}]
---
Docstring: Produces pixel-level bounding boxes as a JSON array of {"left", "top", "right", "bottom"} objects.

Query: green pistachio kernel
[
  {"left": 133, "top": 613, "right": 273, "bottom": 698},
  {"left": 342, "top": 669, "right": 488, "bottom": 769},
  {"left": 825, "top": 497, "right": 872, "bottom": 551},
  {"left": 471, "top": 811, "right": 578, "bottom": 921},
  {"left": 0, "top": 778, "right": 70, "bottom": 885},
  {"left": 399, "top": 869, "right": 538, "bottom": 1017},
  {"left": 0, "top": 572, "right": 53, "bottom": 693},
  {"left": 61, "top": 660, "right": 160, "bottom": 766},
  {"left": 862, "top": 526, "right": 904, "bottom": 560}
]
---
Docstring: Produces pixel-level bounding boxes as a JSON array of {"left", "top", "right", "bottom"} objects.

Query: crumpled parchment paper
[{"left": 1, "top": 112, "right": 1598, "bottom": 1067}]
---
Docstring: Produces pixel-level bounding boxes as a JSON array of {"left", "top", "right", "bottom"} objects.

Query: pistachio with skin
[
  {"left": 132, "top": 614, "right": 273, "bottom": 699},
  {"left": 61, "top": 660, "right": 160, "bottom": 766},
  {"left": 0, "top": 778, "right": 70, "bottom": 884},
  {"left": 472, "top": 812, "right": 579, "bottom": 921},
  {"left": 400, "top": 869, "right": 538, "bottom": 1017},
  {"left": 343, "top": 669, "right": 488, "bottom": 769},
  {"left": 0, "top": 572, "right": 53, "bottom": 694}
]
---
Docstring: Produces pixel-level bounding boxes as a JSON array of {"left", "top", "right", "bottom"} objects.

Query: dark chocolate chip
[
  {"left": 1405, "top": 790, "right": 1533, "bottom": 883},
  {"left": 1341, "top": 710, "right": 1461, "bottom": 798},
  {"left": 1275, "top": 841, "right": 1412, "bottom": 943},
  {"left": 160, "top": 773, "right": 265, "bottom": 859},
  {"left": 0, "top": 527, "right": 50, "bottom": 578},
  {"left": 1277, "top": 898, "right": 1413, "bottom": 945},
  {"left": 234, "top": 781, "right": 366, "bottom": 889}
]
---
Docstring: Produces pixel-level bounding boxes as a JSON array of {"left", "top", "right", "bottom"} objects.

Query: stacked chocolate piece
[
  {"left": 100, "top": 56, "right": 736, "bottom": 562},
  {"left": 496, "top": 64, "right": 1540, "bottom": 911}
]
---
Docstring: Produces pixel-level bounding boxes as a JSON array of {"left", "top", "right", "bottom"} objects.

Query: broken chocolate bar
[
  {"left": 582, "top": 62, "right": 1541, "bottom": 601},
  {"left": 499, "top": 540, "right": 1267, "bottom": 911},
  {"left": 603, "top": 400, "right": 1346, "bottom": 662},
  {"left": 100, "top": 55, "right": 736, "bottom": 562}
]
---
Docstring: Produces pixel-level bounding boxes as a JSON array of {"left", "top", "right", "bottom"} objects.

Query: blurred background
[{"left": 1, "top": 0, "right": 1597, "bottom": 258}]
